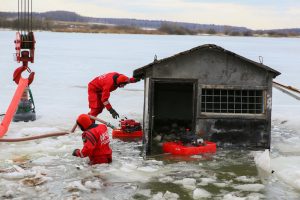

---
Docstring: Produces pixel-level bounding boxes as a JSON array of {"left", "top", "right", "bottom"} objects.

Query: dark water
[{"left": 133, "top": 149, "right": 263, "bottom": 199}]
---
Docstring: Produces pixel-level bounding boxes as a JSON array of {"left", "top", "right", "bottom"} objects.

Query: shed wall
[{"left": 151, "top": 50, "right": 268, "bottom": 86}]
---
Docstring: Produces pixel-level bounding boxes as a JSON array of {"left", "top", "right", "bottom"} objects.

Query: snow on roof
[{"left": 133, "top": 44, "right": 281, "bottom": 78}]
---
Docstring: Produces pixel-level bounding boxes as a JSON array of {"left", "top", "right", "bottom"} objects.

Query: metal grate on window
[{"left": 201, "top": 88, "right": 264, "bottom": 114}]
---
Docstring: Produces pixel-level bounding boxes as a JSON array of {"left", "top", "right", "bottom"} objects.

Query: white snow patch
[
  {"left": 136, "top": 189, "right": 151, "bottom": 197},
  {"left": 154, "top": 135, "right": 162, "bottom": 142},
  {"left": 120, "top": 163, "right": 138, "bottom": 172},
  {"left": 31, "top": 156, "right": 60, "bottom": 165},
  {"left": 246, "top": 193, "right": 265, "bottom": 200},
  {"left": 198, "top": 177, "right": 217, "bottom": 186},
  {"left": 272, "top": 156, "right": 300, "bottom": 190},
  {"left": 193, "top": 188, "right": 211, "bottom": 199},
  {"left": 254, "top": 150, "right": 270, "bottom": 173},
  {"left": 159, "top": 176, "right": 174, "bottom": 183},
  {"left": 235, "top": 176, "right": 258, "bottom": 183},
  {"left": 151, "top": 192, "right": 163, "bottom": 200},
  {"left": 145, "top": 159, "right": 164, "bottom": 166},
  {"left": 66, "top": 180, "right": 90, "bottom": 192},
  {"left": 275, "top": 139, "right": 300, "bottom": 154},
  {"left": 84, "top": 180, "right": 102, "bottom": 190},
  {"left": 137, "top": 166, "right": 159, "bottom": 172},
  {"left": 223, "top": 193, "right": 246, "bottom": 200},
  {"left": 223, "top": 192, "right": 264, "bottom": 200},
  {"left": 233, "top": 184, "right": 265, "bottom": 192},
  {"left": 0, "top": 169, "right": 36, "bottom": 179},
  {"left": 174, "top": 178, "right": 196, "bottom": 190},
  {"left": 163, "top": 191, "right": 179, "bottom": 199},
  {"left": 151, "top": 191, "right": 179, "bottom": 200},
  {"left": 3, "top": 190, "right": 14, "bottom": 198}
]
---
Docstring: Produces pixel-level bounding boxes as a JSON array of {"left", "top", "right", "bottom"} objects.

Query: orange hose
[
  {"left": 0, "top": 78, "right": 28, "bottom": 137},
  {"left": 0, "top": 117, "right": 113, "bottom": 142},
  {"left": 0, "top": 132, "right": 70, "bottom": 142},
  {"left": 89, "top": 115, "right": 116, "bottom": 129},
  {"left": 70, "top": 123, "right": 77, "bottom": 133}
]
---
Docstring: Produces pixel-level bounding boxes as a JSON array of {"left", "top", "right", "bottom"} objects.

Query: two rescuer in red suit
[
  {"left": 73, "top": 72, "right": 140, "bottom": 164},
  {"left": 88, "top": 72, "right": 140, "bottom": 119}
]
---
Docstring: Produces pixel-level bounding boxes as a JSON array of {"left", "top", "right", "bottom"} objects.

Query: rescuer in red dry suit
[
  {"left": 88, "top": 72, "right": 139, "bottom": 119},
  {"left": 72, "top": 114, "right": 112, "bottom": 165}
]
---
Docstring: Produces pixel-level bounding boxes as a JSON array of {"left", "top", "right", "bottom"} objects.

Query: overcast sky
[{"left": 1, "top": 0, "right": 300, "bottom": 29}]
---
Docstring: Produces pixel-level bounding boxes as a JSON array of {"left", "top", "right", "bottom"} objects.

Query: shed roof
[{"left": 133, "top": 44, "right": 281, "bottom": 78}]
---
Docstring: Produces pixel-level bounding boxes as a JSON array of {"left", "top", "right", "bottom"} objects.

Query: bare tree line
[{"left": 0, "top": 17, "right": 299, "bottom": 38}]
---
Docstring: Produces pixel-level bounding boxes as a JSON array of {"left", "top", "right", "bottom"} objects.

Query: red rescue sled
[
  {"left": 112, "top": 129, "right": 143, "bottom": 138},
  {"left": 162, "top": 141, "right": 217, "bottom": 155},
  {"left": 112, "top": 119, "right": 143, "bottom": 139}
]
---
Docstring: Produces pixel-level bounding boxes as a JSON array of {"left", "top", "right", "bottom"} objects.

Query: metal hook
[
  {"left": 13, "top": 66, "right": 35, "bottom": 85},
  {"left": 259, "top": 56, "right": 263, "bottom": 64},
  {"left": 26, "top": 66, "right": 31, "bottom": 73},
  {"left": 154, "top": 54, "right": 158, "bottom": 62}
]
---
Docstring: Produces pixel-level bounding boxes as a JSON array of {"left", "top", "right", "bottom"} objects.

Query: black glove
[
  {"left": 109, "top": 108, "right": 119, "bottom": 119},
  {"left": 72, "top": 149, "right": 80, "bottom": 157},
  {"left": 134, "top": 77, "right": 141, "bottom": 82}
]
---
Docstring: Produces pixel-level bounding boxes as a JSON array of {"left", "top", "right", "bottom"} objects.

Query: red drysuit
[
  {"left": 88, "top": 72, "right": 136, "bottom": 117},
  {"left": 74, "top": 123, "right": 112, "bottom": 165}
]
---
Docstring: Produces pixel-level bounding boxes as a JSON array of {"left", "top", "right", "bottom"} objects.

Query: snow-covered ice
[{"left": 0, "top": 31, "right": 300, "bottom": 199}]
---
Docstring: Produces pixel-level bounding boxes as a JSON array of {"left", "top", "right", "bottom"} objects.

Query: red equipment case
[{"left": 112, "top": 119, "right": 143, "bottom": 139}]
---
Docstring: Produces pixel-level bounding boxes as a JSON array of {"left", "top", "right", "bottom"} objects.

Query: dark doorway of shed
[{"left": 150, "top": 81, "right": 195, "bottom": 155}]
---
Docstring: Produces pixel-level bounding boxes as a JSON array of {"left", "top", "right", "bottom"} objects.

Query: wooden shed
[{"left": 133, "top": 44, "right": 280, "bottom": 156}]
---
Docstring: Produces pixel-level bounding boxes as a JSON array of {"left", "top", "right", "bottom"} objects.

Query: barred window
[{"left": 201, "top": 89, "right": 264, "bottom": 114}]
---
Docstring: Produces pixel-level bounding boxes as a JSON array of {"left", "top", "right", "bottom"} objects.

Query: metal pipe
[
  {"left": 273, "top": 84, "right": 300, "bottom": 101},
  {"left": 89, "top": 115, "right": 116, "bottom": 129},
  {"left": 23, "top": 0, "right": 25, "bottom": 33},
  {"left": 20, "top": 0, "right": 22, "bottom": 33},
  {"left": 273, "top": 81, "right": 300, "bottom": 94},
  {"left": 18, "top": 0, "right": 19, "bottom": 31},
  {"left": 27, "top": 0, "right": 29, "bottom": 32},
  {"left": 31, "top": 0, "right": 32, "bottom": 31}
]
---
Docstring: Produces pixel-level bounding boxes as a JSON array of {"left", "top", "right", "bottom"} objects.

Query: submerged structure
[{"left": 133, "top": 44, "right": 280, "bottom": 155}]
